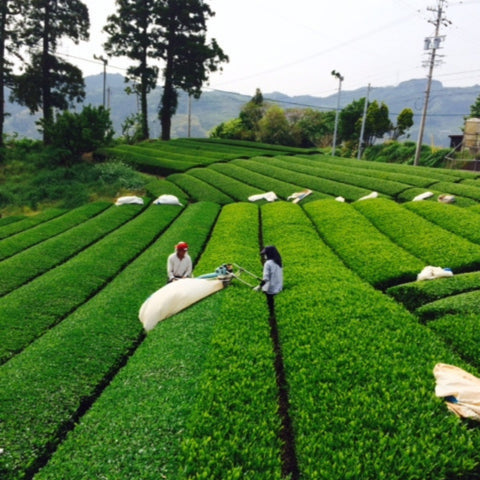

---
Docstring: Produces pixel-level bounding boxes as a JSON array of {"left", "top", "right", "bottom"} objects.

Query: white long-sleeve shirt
[{"left": 167, "top": 253, "right": 192, "bottom": 281}]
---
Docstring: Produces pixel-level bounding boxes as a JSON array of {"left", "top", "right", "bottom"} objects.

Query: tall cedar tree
[
  {"left": 104, "top": 0, "right": 161, "bottom": 141},
  {"left": 0, "top": 0, "right": 21, "bottom": 156},
  {"left": 9, "top": 0, "right": 89, "bottom": 144},
  {"left": 157, "top": 0, "right": 228, "bottom": 140}
]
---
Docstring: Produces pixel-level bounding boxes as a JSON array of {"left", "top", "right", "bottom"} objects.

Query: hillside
[
  {"left": 4, "top": 73, "right": 480, "bottom": 146},
  {"left": 4, "top": 140, "right": 480, "bottom": 478}
]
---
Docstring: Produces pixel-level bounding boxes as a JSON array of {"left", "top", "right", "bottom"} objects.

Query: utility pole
[
  {"left": 414, "top": 0, "right": 450, "bottom": 166},
  {"left": 93, "top": 54, "right": 108, "bottom": 108},
  {"left": 331, "top": 70, "right": 344, "bottom": 157},
  {"left": 358, "top": 83, "right": 371, "bottom": 160}
]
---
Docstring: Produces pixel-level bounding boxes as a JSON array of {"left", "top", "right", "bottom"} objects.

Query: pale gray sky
[{"left": 59, "top": 0, "right": 480, "bottom": 97}]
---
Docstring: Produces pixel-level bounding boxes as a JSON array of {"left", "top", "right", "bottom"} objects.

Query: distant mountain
[{"left": 4, "top": 73, "right": 479, "bottom": 147}]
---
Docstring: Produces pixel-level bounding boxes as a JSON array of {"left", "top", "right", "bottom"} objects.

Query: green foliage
[
  {"left": 0, "top": 203, "right": 219, "bottom": 480},
  {"left": 354, "top": 198, "right": 480, "bottom": 271},
  {"left": 42, "top": 105, "right": 114, "bottom": 160},
  {"left": 257, "top": 104, "right": 293, "bottom": 145},
  {"left": 387, "top": 271, "right": 480, "bottom": 311},
  {"left": 305, "top": 199, "right": 424, "bottom": 289},
  {"left": 469, "top": 93, "right": 480, "bottom": 118}
]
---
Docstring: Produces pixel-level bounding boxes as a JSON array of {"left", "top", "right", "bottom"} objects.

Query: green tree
[
  {"left": 103, "top": 0, "right": 161, "bottom": 141},
  {"left": 289, "top": 108, "right": 335, "bottom": 147},
  {"left": 257, "top": 104, "right": 292, "bottom": 145},
  {"left": 391, "top": 108, "right": 414, "bottom": 140},
  {"left": 156, "top": 0, "right": 228, "bottom": 141},
  {"left": 339, "top": 97, "right": 365, "bottom": 143},
  {"left": 9, "top": 0, "right": 90, "bottom": 144},
  {"left": 365, "top": 100, "right": 392, "bottom": 146},
  {"left": 238, "top": 88, "right": 265, "bottom": 140},
  {"left": 469, "top": 93, "right": 480, "bottom": 118},
  {"left": 43, "top": 105, "right": 114, "bottom": 162},
  {"left": 0, "top": 0, "right": 22, "bottom": 156}
]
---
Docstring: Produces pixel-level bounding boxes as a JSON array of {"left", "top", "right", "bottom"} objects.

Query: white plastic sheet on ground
[
  {"left": 412, "top": 191, "right": 434, "bottom": 201},
  {"left": 248, "top": 191, "right": 278, "bottom": 202},
  {"left": 115, "top": 195, "right": 144, "bottom": 206},
  {"left": 358, "top": 191, "right": 378, "bottom": 201},
  {"left": 434, "top": 363, "right": 480, "bottom": 421},
  {"left": 287, "top": 189, "right": 312, "bottom": 204},
  {"left": 416, "top": 265, "right": 453, "bottom": 281},
  {"left": 152, "top": 194, "right": 183, "bottom": 206},
  {"left": 139, "top": 278, "right": 224, "bottom": 331}
]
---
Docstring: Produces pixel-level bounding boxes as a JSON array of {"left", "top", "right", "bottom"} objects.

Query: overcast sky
[{"left": 59, "top": 0, "right": 480, "bottom": 98}]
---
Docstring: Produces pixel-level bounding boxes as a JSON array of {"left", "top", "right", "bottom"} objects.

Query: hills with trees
[{"left": 3, "top": 74, "right": 479, "bottom": 148}]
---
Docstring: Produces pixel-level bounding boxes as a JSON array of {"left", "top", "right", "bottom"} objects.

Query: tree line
[
  {"left": 211, "top": 88, "right": 415, "bottom": 155},
  {"left": 0, "top": 0, "right": 228, "bottom": 157}
]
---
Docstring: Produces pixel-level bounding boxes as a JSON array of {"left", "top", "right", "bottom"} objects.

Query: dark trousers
[{"left": 266, "top": 293, "right": 275, "bottom": 317}]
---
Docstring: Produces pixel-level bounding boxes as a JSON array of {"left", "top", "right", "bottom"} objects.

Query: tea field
[{"left": 3, "top": 138, "right": 480, "bottom": 479}]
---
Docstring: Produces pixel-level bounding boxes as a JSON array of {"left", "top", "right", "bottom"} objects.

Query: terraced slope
[{"left": 3, "top": 141, "right": 480, "bottom": 479}]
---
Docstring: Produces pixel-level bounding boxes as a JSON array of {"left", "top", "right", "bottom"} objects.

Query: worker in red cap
[{"left": 167, "top": 241, "right": 192, "bottom": 282}]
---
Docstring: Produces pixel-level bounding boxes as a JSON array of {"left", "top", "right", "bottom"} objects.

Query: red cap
[{"left": 176, "top": 242, "right": 188, "bottom": 251}]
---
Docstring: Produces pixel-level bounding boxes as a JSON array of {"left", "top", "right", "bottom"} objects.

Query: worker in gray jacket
[{"left": 255, "top": 245, "right": 283, "bottom": 317}]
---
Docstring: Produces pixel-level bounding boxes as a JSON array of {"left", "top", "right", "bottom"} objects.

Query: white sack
[
  {"left": 412, "top": 191, "right": 434, "bottom": 201},
  {"left": 139, "top": 278, "right": 224, "bottom": 331},
  {"left": 417, "top": 265, "right": 453, "bottom": 281},
  {"left": 115, "top": 195, "right": 144, "bottom": 206},
  {"left": 335, "top": 196, "right": 346, "bottom": 202},
  {"left": 438, "top": 194, "right": 455, "bottom": 204},
  {"left": 153, "top": 194, "right": 183, "bottom": 206},
  {"left": 287, "top": 189, "right": 312, "bottom": 204},
  {"left": 358, "top": 191, "right": 378, "bottom": 201},
  {"left": 248, "top": 191, "right": 278, "bottom": 202},
  {"left": 434, "top": 363, "right": 480, "bottom": 420}
]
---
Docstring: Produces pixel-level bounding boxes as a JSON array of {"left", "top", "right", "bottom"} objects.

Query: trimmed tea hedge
[
  {"left": 353, "top": 198, "right": 480, "bottom": 272},
  {"left": 0, "top": 202, "right": 220, "bottom": 480},
  {"left": 187, "top": 166, "right": 266, "bottom": 201},
  {"left": 304, "top": 199, "right": 424, "bottom": 289},
  {"left": 261, "top": 201, "right": 480, "bottom": 479},
  {"left": 0, "top": 202, "right": 146, "bottom": 297},
  {"left": 0, "top": 208, "right": 66, "bottom": 240},
  {"left": 167, "top": 173, "right": 233, "bottom": 204},
  {"left": 404, "top": 201, "right": 480, "bottom": 244},
  {"left": 234, "top": 158, "right": 372, "bottom": 201},
  {"left": 0, "top": 202, "right": 110, "bottom": 261},
  {"left": 387, "top": 271, "right": 480, "bottom": 311},
  {"left": 210, "top": 162, "right": 328, "bottom": 202},
  {"left": 0, "top": 203, "right": 183, "bottom": 364}
]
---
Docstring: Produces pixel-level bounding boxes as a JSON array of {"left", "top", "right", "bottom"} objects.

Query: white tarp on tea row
[{"left": 139, "top": 278, "right": 224, "bottom": 331}]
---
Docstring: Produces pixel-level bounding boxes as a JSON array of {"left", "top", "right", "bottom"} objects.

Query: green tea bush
[
  {"left": 0, "top": 203, "right": 183, "bottom": 364},
  {"left": 429, "top": 181, "right": 480, "bottom": 202},
  {"left": 0, "top": 202, "right": 109, "bottom": 261},
  {"left": 240, "top": 157, "right": 372, "bottom": 201},
  {"left": 416, "top": 289, "right": 480, "bottom": 321},
  {"left": 0, "top": 203, "right": 145, "bottom": 296},
  {"left": 273, "top": 155, "right": 434, "bottom": 188},
  {"left": 387, "top": 271, "right": 480, "bottom": 311},
  {"left": 167, "top": 173, "right": 233, "bottom": 204},
  {"left": 0, "top": 203, "right": 220, "bottom": 480},
  {"left": 188, "top": 167, "right": 265, "bottom": 201},
  {"left": 404, "top": 201, "right": 480, "bottom": 244},
  {"left": 261, "top": 201, "right": 480, "bottom": 479},
  {"left": 428, "top": 312, "right": 480, "bottom": 368},
  {"left": 304, "top": 199, "right": 424, "bottom": 289},
  {"left": 211, "top": 162, "right": 326, "bottom": 202},
  {"left": 353, "top": 198, "right": 480, "bottom": 272},
  {"left": 0, "top": 209, "right": 66, "bottom": 240}
]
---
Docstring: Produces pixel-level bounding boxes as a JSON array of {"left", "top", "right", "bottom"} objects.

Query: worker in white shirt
[{"left": 167, "top": 242, "right": 192, "bottom": 282}]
